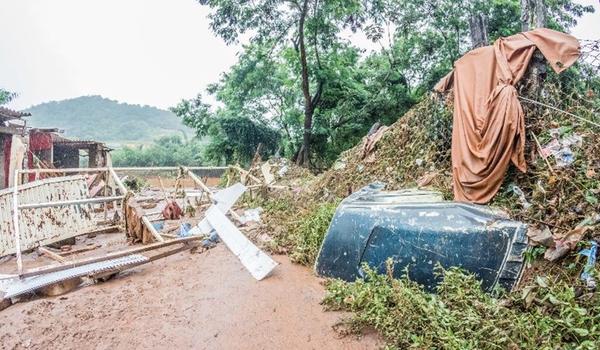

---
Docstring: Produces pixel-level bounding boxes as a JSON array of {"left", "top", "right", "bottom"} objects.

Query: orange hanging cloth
[{"left": 434, "top": 28, "right": 580, "bottom": 204}]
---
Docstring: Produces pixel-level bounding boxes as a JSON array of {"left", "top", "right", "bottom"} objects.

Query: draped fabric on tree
[{"left": 434, "top": 28, "right": 580, "bottom": 204}]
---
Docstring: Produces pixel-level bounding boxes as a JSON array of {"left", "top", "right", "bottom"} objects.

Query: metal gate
[{"left": 0, "top": 175, "right": 96, "bottom": 257}]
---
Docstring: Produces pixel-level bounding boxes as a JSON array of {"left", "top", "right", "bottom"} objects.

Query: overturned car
[{"left": 315, "top": 183, "right": 528, "bottom": 292}]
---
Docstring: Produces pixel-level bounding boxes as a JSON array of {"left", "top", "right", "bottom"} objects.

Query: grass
[
  {"left": 323, "top": 261, "right": 600, "bottom": 350},
  {"left": 259, "top": 195, "right": 339, "bottom": 266}
]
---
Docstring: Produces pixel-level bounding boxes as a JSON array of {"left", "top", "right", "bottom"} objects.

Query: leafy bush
[
  {"left": 323, "top": 262, "right": 600, "bottom": 350},
  {"left": 260, "top": 195, "right": 338, "bottom": 265},
  {"left": 289, "top": 202, "right": 338, "bottom": 265}
]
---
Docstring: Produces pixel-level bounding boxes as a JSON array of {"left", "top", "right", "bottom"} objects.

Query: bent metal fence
[{"left": 0, "top": 175, "right": 105, "bottom": 258}]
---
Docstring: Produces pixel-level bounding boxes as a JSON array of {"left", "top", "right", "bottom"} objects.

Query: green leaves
[
  {"left": 323, "top": 265, "right": 600, "bottom": 349},
  {"left": 111, "top": 135, "right": 206, "bottom": 167},
  {"left": 187, "top": 0, "right": 594, "bottom": 167},
  {"left": 0, "top": 88, "right": 16, "bottom": 105}
]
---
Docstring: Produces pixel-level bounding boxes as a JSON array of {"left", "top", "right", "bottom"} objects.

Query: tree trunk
[
  {"left": 469, "top": 14, "right": 489, "bottom": 49},
  {"left": 520, "top": 0, "right": 531, "bottom": 31},
  {"left": 521, "top": 0, "right": 547, "bottom": 31},
  {"left": 534, "top": 0, "right": 547, "bottom": 28},
  {"left": 296, "top": 0, "right": 312, "bottom": 167}
]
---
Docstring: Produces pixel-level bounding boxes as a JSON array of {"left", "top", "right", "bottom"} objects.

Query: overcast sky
[{"left": 1, "top": 0, "right": 599, "bottom": 111}]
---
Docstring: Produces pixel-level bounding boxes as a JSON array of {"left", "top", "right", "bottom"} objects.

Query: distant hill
[{"left": 25, "top": 95, "right": 193, "bottom": 147}]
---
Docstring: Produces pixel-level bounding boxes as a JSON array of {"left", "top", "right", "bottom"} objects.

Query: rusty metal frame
[{"left": 1, "top": 171, "right": 124, "bottom": 274}]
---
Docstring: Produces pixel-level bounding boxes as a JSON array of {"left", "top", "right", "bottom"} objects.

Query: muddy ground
[{"left": 0, "top": 243, "right": 380, "bottom": 349}]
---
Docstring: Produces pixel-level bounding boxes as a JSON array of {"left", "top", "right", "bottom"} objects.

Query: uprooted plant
[{"left": 323, "top": 261, "right": 600, "bottom": 350}]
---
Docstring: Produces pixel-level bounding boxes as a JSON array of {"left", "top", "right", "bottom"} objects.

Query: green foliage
[
  {"left": 323, "top": 263, "right": 600, "bottom": 349},
  {"left": 26, "top": 96, "right": 192, "bottom": 145},
  {"left": 260, "top": 195, "right": 338, "bottom": 265},
  {"left": 289, "top": 201, "right": 338, "bottom": 265},
  {"left": 0, "top": 89, "right": 16, "bottom": 105},
  {"left": 185, "top": 0, "right": 592, "bottom": 168},
  {"left": 203, "top": 115, "right": 281, "bottom": 166},
  {"left": 111, "top": 136, "right": 205, "bottom": 167}
]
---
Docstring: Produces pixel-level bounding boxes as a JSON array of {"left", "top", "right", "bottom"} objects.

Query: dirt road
[{"left": 0, "top": 244, "right": 380, "bottom": 349}]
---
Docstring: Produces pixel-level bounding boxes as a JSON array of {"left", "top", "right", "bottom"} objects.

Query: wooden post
[
  {"left": 184, "top": 167, "right": 243, "bottom": 223},
  {"left": 12, "top": 170, "right": 23, "bottom": 275},
  {"left": 103, "top": 170, "right": 109, "bottom": 220}
]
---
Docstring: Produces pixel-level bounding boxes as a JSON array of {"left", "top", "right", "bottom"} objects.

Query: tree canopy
[
  {"left": 172, "top": 0, "right": 593, "bottom": 168},
  {"left": 0, "top": 89, "right": 16, "bottom": 105}
]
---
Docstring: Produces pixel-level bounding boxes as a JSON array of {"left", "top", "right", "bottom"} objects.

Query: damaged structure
[
  {"left": 0, "top": 159, "right": 276, "bottom": 308},
  {"left": 0, "top": 107, "right": 110, "bottom": 190}
]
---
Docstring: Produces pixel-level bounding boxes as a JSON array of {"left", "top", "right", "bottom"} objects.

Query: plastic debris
[
  {"left": 578, "top": 241, "right": 598, "bottom": 290},
  {"left": 178, "top": 223, "right": 192, "bottom": 237},
  {"left": 239, "top": 208, "right": 263, "bottom": 224},
  {"left": 201, "top": 230, "right": 220, "bottom": 249},
  {"left": 541, "top": 130, "right": 582, "bottom": 168},
  {"left": 152, "top": 221, "right": 165, "bottom": 231},
  {"left": 333, "top": 161, "right": 346, "bottom": 170},
  {"left": 278, "top": 165, "right": 289, "bottom": 177},
  {"left": 510, "top": 184, "right": 531, "bottom": 209}
]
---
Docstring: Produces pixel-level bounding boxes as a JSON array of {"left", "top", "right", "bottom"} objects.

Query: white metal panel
[{"left": 0, "top": 175, "right": 97, "bottom": 257}]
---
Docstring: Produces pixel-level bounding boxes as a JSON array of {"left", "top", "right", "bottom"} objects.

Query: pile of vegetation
[
  {"left": 253, "top": 50, "right": 600, "bottom": 350},
  {"left": 323, "top": 262, "right": 600, "bottom": 349}
]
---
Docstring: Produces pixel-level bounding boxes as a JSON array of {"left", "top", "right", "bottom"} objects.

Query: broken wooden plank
[
  {"left": 59, "top": 244, "right": 101, "bottom": 257},
  {"left": 230, "top": 165, "right": 262, "bottom": 185},
  {"left": 205, "top": 206, "right": 277, "bottom": 280},
  {"left": 141, "top": 216, "right": 164, "bottom": 242},
  {"left": 38, "top": 247, "right": 66, "bottom": 263},
  {"left": 108, "top": 167, "right": 128, "bottom": 194},
  {"left": 12, "top": 170, "right": 23, "bottom": 275},
  {"left": 19, "top": 236, "right": 203, "bottom": 278}
]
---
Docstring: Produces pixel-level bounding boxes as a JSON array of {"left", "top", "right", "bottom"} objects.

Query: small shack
[
  {"left": 51, "top": 134, "right": 110, "bottom": 169},
  {"left": 0, "top": 107, "right": 111, "bottom": 189}
]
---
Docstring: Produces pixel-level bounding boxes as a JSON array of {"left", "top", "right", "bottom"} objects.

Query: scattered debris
[
  {"left": 510, "top": 184, "right": 532, "bottom": 209},
  {"left": 239, "top": 208, "right": 263, "bottom": 224},
  {"left": 544, "top": 225, "right": 590, "bottom": 261},
  {"left": 260, "top": 162, "right": 275, "bottom": 185},
  {"left": 541, "top": 129, "right": 583, "bottom": 167},
  {"left": 362, "top": 124, "right": 389, "bottom": 161},
  {"left": 526, "top": 225, "right": 553, "bottom": 247},
  {"left": 578, "top": 241, "right": 598, "bottom": 290},
  {"left": 162, "top": 200, "right": 183, "bottom": 220}
]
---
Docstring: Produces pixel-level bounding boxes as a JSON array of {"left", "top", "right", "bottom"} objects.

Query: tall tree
[
  {"left": 197, "top": 0, "right": 364, "bottom": 167},
  {"left": 179, "top": 0, "right": 593, "bottom": 168}
]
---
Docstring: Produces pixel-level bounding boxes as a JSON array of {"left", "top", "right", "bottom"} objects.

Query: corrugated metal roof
[{"left": 0, "top": 107, "right": 31, "bottom": 122}]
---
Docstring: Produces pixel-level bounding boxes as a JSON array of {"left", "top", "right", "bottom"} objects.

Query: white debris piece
[{"left": 206, "top": 207, "right": 278, "bottom": 280}]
